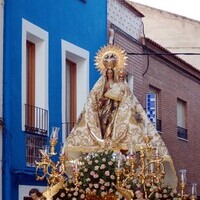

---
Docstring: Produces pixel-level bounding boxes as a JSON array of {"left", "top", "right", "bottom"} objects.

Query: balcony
[
  {"left": 25, "top": 104, "right": 48, "bottom": 135},
  {"left": 177, "top": 126, "right": 188, "bottom": 140}
]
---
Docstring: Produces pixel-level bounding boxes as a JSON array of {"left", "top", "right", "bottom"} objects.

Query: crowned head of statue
[
  {"left": 95, "top": 44, "right": 128, "bottom": 76},
  {"left": 118, "top": 70, "right": 127, "bottom": 82}
]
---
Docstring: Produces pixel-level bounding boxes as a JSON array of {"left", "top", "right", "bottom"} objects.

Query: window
[
  {"left": 146, "top": 86, "right": 162, "bottom": 132},
  {"left": 22, "top": 19, "right": 49, "bottom": 166},
  {"left": 177, "top": 99, "right": 187, "bottom": 140},
  {"left": 22, "top": 19, "right": 48, "bottom": 135},
  {"left": 61, "top": 40, "right": 89, "bottom": 140}
]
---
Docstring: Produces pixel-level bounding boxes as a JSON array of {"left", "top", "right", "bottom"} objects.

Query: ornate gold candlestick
[
  {"left": 35, "top": 127, "right": 80, "bottom": 199},
  {"left": 115, "top": 168, "right": 122, "bottom": 187},
  {"left": 115, "top": 135, "right": 166, "bottom": 200}
]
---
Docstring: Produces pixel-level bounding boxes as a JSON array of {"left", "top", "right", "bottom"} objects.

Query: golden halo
[{"left": 94, "top": 44, "right": 128, "bottom": 74}]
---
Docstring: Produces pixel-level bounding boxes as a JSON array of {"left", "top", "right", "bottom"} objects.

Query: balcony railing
[
  {"left": 25, "top": 104, "right": 48, "bottom": 135},
  {"left": 63, "top": 122, "right": 75, "bottom": 138},
  {"left": 177, "top": 126, "right": 188, "bottom": 140}
]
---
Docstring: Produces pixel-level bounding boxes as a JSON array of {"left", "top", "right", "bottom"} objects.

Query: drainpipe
[{"left": 0, "top": 0, "right": 4, "bottom": 200}]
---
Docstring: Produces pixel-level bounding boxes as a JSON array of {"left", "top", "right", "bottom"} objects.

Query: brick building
[{"left": 108, "top": 0, "right": 200, "bottom": 194}]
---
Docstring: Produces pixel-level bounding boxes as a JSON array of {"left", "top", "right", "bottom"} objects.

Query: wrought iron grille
[
  {"left": 26, "top": 134, "right": 47, "bottom": 167},
  {"left": 25, "top": 104, "right": 48, "bottom": 135},
  {"left": 177, "top": 126, "right": 188, "bottom": 140}
]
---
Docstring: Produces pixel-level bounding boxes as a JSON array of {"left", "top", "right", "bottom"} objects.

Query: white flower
[
  {"left": 86, "top": 188, "right": 90, "bottom": 193},
  {"left": 170, "top": 192, "right": 174, "bottom": 197},
  {"left": 100, "top": 164, "right": 106, "bottom": 169},
  {"left": 94, "top": 160, "right": 99, "bottom": 163},
  {"left": 94, "top": 183, "right": 99, "bottom": 188},
  {"left": 110, "top": 175, "right": 115, "bottom": 180},
  {"left": 109, "top": 188, "right": 114, "bottom": 193},
  {"left": 108, "top": 161, "right": 113, "bottom": 165},
  {"left": 149, "top": 187, "right": 154, "bottom": 192},
  {"left": 163, "top": 194, "right": 168, "bottom": 198},
  {"left": 163, "top": 189, "right": 168, "bottom": 193},
  {"left": 80, "top": 194, "right": 85, "bottom": 199},
  {"left": 73, "top": 191, "right": 78, "bottom": 196},
  {"left": 100, "top": 185, "right": 105, "bottom": 190},
  {"left": 100, "top": 179, "right": 105, "bottom": 184},
  {"left": 94, "top": 165, "right": 99, "bottom": 170},
  {"left": 90, "top": 171, "right": 95, "bottom": 176},
  {"left": 104, "top": 182, "right": 110, "bottom": 186},
  {"left": 146, "top": 182, "right": 151, "bottom": 187},
  {"left": 88, "top": 160, "right": 92, "bottom": 165},
  {"left": 80, "top": 172, "right": 84, "bottom": 176},
  {"left": 94, "top": 174, "right": 99, "bottom": 178},
  {"left": 101, "top": 191, "right": 107, "bottom": 196},
  {"left": 102, "top": 158, "right": 106, "bottom": 162},
  {"left": 84, "top": 168, "right": 88, "bottom": 172},
  {"left": 155, "top": 192, "right": 160, "bottom": 198},
  {"left": 105, "top": 170, "right": 110, "bottom": 176},
  {"left": 60, "top": 192, "right": 65, "bottom": 197}
]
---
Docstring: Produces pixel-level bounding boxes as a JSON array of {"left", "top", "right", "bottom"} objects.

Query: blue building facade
[{"left": 3, "top": 0, "right": 107, "bottom": 199}]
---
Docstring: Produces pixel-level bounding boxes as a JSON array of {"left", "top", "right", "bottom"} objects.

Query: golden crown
[{"left": 94, "top": 44, "right": 127, "bottom": 74}]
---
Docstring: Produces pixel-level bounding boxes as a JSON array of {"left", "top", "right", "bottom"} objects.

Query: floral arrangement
[{"left": 52, "top": 150, "right": 181, "bottom": 200}]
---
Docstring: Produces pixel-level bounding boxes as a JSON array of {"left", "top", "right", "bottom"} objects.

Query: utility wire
[{"left": 127, "top": 52, "right": 200, "bottom": 55}]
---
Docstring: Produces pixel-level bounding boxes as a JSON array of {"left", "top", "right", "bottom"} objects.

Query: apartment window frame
[
  {"left": 177, "top": 98, "right": 188, "bottom": 140},
  {"left": 22, "top": 19, "right": 49, "bottom": 166},
  {"left": 61, "top": 40, "right": 89, "bottom": 141}
]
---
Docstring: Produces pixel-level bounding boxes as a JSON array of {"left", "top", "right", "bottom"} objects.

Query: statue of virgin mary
[{"left": 65, "top": 44, "right": 178, "bottom": 189}]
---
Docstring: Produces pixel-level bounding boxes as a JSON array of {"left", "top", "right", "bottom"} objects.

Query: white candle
[
  {"left": 61, "top": 143, "right": 65, "bottom": 154},
  {"left": 192, "top": 185, "right": 194, "bottom": 195},
  {"left": 181, "top": 173, "right": 184, "bottom": 183},
  {"left": 74, "top": 160, "right": 78, "bottom": 171},
  {"left": 51, "top": 127, "right": 60, "bottom": 139},
  {"left": 130, "top": 143, "right": 133, "bottom": 155},
  {"left": 44, "top": 145, "right": 48, "bottom": 154},
  {"left": 117, "top": 159, "right": 121, "bottom": 169}
]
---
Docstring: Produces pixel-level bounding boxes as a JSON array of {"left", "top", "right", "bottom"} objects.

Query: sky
[{"left": 130, "top": 0, "right": 200, "bottom": 21}]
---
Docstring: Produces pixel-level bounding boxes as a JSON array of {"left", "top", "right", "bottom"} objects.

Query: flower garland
[{"left": 52, "top": 150, "right": 181, "bottom": 200}]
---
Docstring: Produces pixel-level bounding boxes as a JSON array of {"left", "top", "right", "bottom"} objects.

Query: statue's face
[
  {"left": 106, "top": 69, "right": 114, "bottom": 79},
  {"left": 119, "top": 74, "right": 124, "bottom": 82}
]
